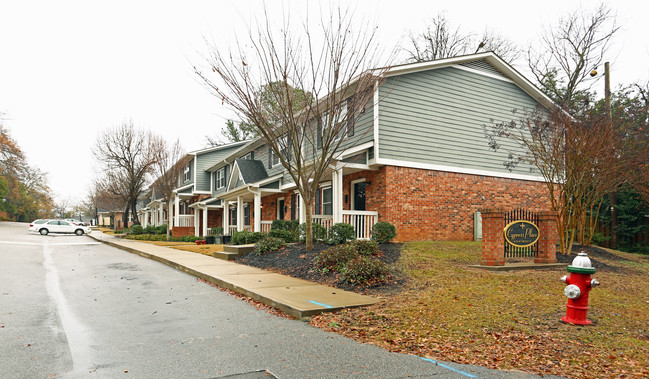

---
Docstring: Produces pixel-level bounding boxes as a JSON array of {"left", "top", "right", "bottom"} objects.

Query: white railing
[
  {"left": 261, "top": 221, "right": 272, "bottom": 234},
  {"left": 177, "top": 215, "right": 194, "bottom": 227},
  {"left": 228, "top": 225, "right": 237, "bottom": 235},
  {"left": 342, "top": 210, "right": 379, "bottom": 240},
  {"left": 312, "top": 215, "right": 334, "bottom": 231}
]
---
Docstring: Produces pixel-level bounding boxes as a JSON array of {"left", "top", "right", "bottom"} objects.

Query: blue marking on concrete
[
  {"left": 420, "top": 357, "right": 477, "bottom": 378},
  {"left": 309, "top": 300, "right": 333, "bottom": 308}
]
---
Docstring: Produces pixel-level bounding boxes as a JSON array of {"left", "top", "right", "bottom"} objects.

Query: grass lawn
[{"left": 310, "top": 241, "right": 649, "bottom": 378}]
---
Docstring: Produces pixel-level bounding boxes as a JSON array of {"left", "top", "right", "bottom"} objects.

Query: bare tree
[
  {"left": 195, "top": 6, "right": 389, "bottom": 250},
  {"left": 527, "top": 3, "right": 619, "bottom": 110},
  {"left": 94, "top": 121, "right": 159, "bottom": 228},
  {"left": 151, "top": 139, "right": 187, "bottom": 240},
  {"left": 485, "top": 105, "right": 637, "bottom": 254},
  {"left": 404, "top": 14, "right": 520, "bottom": 64}
]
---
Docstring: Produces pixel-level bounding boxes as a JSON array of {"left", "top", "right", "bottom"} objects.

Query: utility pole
[{"left": 605, "top": 62, "right": 618, "bottom": 249}]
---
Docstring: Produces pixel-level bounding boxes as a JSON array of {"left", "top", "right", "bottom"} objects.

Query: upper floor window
[
  {"left": 215, "top": 167, "right": 226, "bottom": 189},
  {"left": 183, "top": 163, "right": 191, "bottom": 182},
  {"left": 241, "top": 152, "right": 254, "bottom": 160}
]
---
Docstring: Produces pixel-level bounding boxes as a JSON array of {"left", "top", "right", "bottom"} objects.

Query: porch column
[
  {"left": 237, "top": 196, "right": 244, "bottom": 232},
  {"left": 332, "top": 169, "right": 343, "bottom": 224},
  {"left": 299, "top": 194, "right": 306, "bottom": 224},
  {"left": 223, "top": 202, "right": 230, "bottom": 235},
  {"left": 174, "top": 195, "right": 180, "bottom": 227},
  {"left": 254, "top": 192, "right": 261, "bottom": 232},
  {"left": 194, "top": 208, "right": 199, "bottom": 236},
  {"left": 202, "top": 206, "right": 208, "bottom": 237}
]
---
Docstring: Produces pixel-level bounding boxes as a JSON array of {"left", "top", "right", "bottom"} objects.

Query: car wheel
[
  {"left": 39, "top": 229, "right": 49, "bottom": 235},
  {"left": 75, "top": 229, "right": 84, "bottom": 236}
]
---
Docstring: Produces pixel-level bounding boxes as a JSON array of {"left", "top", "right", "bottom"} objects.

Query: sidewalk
[{"left": 88, "top": 232, "right": 377, "bottom": 318}]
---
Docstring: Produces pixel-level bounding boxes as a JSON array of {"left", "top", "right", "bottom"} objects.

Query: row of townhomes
[{"left": 137, "top": 52, "right": 554, "bottom": 242}]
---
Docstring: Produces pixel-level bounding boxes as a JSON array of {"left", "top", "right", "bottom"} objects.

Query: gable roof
[
  {"left": 234, "top": 158, "right": 269, "bottom": 185},
  {"left": 378, "top": 52, "right": 555, "bottom": 110}
]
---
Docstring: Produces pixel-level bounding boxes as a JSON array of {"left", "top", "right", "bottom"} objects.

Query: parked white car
[
  {"left": 36, "top": 219, "right": 92, "bottom": 236},
  {"left": 28, "top": 219, "right": 50, "bottom": 232}
]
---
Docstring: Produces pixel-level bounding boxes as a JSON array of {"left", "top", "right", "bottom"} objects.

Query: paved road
[{"left": 0, "top": 222, "right": 552, "bottom": 378}]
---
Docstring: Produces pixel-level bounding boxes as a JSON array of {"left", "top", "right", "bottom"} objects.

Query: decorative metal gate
[{"left": 504, "top": 209, "right": 539, "bottom": 258}]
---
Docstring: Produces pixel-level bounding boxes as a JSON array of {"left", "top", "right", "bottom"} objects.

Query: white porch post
[
  {"left": 194, "top": 208, "right": 199, "bottom": 236},
  {"left": 202, "top": 206, "right": 208, "bottom": 237},
  {"left": 223, "top": 202, "right": 229, "bottom": 235},
  {"left": 174, "top": 194, "right": 180, "bottom": 227},
  {"left": 332, "top": 169, "right": 343, "bottom": 224},
  {"left": 299, "top": 194, "right": 306, "bottom": 224},
  {"left": 253, "top": 192, "right": 261, "bottom": 232},
  {"left": 237, "top": 196, "right": 244, "bottom": 232}
]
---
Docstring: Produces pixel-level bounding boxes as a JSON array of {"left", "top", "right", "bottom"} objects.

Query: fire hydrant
[{"left": 560, "top": 252, "right": 600, "bottom": 325}]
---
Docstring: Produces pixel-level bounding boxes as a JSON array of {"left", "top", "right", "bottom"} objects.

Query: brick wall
[
  {"left": 379, "top": 166, "right": 552, "bottom": 242},
  {"left": 171, "top": 226, "right": 194, "bottom": 237}
]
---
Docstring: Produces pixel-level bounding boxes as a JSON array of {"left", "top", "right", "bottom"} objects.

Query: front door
[
  {"left": 353, "top": 181, "right": 366, "bottom": 211},
  {"left": 278, "top": 199, "right": 285, "bottom": 220}
]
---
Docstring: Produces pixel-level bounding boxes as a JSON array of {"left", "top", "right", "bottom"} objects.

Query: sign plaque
[{"left": 504, "top": 220, "right": 540, "bottom": 247}]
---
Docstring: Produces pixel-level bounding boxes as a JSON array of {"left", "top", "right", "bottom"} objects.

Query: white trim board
[{"left": 375, "top": 158, "right": 546, "bottom": 182}]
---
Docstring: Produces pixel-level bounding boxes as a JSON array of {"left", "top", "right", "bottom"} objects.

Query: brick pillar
[
  {"left": 535, "top": 211, "right": 558, "bottom": 264},
  {"left": 480, "top": 208, "right": 505, "bottom": 266}
]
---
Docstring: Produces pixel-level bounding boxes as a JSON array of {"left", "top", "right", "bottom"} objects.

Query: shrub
[
  {"left": 349, "top": 239, "right": 379, "bottom": 256},
  {"left": 340, "top": 255, "right": 392, "bottom": 285},
  {"left": 255, "top": 236, "right": 287, "bottom": 255},
  {"left": 125, "top": 234, "right": 166, "bottom": 241},
  {"left": 129, "top": 225, "right": 144, "bottom": 235},
  {"left": 371, "top": 221, "right": 397, "bottom": 243},
  {"left": 299, "top": 223, "right": 328, "bottom": 243},
  {"left": 328, "top": 223, "right": 355, "bottom": 245},
  {"left": 314, "top": 244, "right": 358, "bottom": 273},
  {"left": 269, "top": 229, "right": 296, "bottom": 243},
  {"left": 144, "top": 225, "right": 158, "bottom": 235},
  {"left": 271, "top": 219, "right": 299, "bottom": 231},
  {"left": 113, "top": 229, "right": 124, "bottom": 234},
  {"left": 157, "top": 224, "right": 168, "bottom": 235},
  {"left": 177, "top": 235, "right": 202, "bottom": 243},
  {"left": 209, "top": 226, "right": 224, "bottom": 235},
  {"left": 231, "top": 231, "right": 267, "bottom": 245}
]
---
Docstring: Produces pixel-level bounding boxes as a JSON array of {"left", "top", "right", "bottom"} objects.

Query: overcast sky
[{"left": 1, "top": 0, "right": 648, "bottom": 204}]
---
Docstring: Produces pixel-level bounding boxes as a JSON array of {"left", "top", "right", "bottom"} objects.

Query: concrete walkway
[{"left": 88, "top": 232, "right": 377, "bottom": 318}]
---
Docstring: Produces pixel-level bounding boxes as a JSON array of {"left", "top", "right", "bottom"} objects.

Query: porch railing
[
  {"left": 312, "top": 215, "right": 334, "bottom": 231},
  {"left": 342, "top": 210, "right": 379, "bottom": 240},
  {"left": 261, "top": 221, "right": 272, "bottom": 234},
  {"left": 177, "top": 215, "right": 194, "bottom": 227},
  {"left": 227, "top": 225, "right": 253, "bottom": 235}
]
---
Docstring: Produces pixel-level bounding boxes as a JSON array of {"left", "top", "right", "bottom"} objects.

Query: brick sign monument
[{"left": 480, "top": 208, "right": 558, "bottom": 266}]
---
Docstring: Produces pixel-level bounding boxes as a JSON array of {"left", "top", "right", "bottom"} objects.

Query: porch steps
[{"left": 214, "top": 244, "right": 256, "bottom": 261}]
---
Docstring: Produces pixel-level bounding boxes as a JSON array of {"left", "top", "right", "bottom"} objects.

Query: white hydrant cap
[{"left": 571, "top": 252, "right": 593, "bottom": 268}]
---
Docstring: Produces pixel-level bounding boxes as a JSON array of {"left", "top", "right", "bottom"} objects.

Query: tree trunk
[{"left": 123, "top": 206, "right": 130, "bottom": 229}]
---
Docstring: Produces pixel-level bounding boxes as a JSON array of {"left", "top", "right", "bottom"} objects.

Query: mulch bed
[
  {"left": 235, "top": 242, "right": 404, "bottom": 295},
  {"left": 555, "top": 244, "right": 633, "bottom": 273}
]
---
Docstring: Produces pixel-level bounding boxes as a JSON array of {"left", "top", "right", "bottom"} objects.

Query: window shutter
[
  {"left": 268, "top": 147, "right": 272, "bottom": 168},
  {"left": 315, "top": 188, "right": 321, "bottom": 215},
  {"left": 316, "top": 124, "right": 322, "bottom": 150},
  {"left": 250, "top": 151, "right": 254, "bottom": 160},
  {"left": 347, "top": 115, "right": 354, "bottom": 137},
  {"left": 291, "top": 194, "right": 296, "bottom": 220}
]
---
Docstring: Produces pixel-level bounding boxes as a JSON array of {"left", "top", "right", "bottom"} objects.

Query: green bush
[
  {"left": 340, "top": 255, "right": 392, "bottom": 285},
  {"left": 113, "top": 229, "right": 124, "bottom": 234},
  {"left": 209, "top": 226, "right": 224, "bottom": 235},
  {"left": 299, "top": 223, "right": 328, "bottom": 243},
  {"left": 129, "top": 225, "right": 144, "bottom": 235},
  {"left": 371, "top": 221, "right": 397, "bottom": 243},
  {"left": 314, "top": 244, "right": 358, "bottom": 273},
  {"left": 255, "top": 236, "right": 287, "bottom": 255},
  {"left": 177, "top": 235, "right": 202, "bottom": 243},
  {"left": 328, "top": 223, "right": 355, "bottom": 244},
  {"left": 269, "top": 229, "right": 296, "bottom": 243},
  {"left": 271, "top": 219, "right": 299, "bottom": 231},
  {"left": 231, "top": 231, "right": 267, "bottom": 245},
  {"left": 125, "top": 234, "right": 167, "bottom": 241},
  {"left": 144, "top": 225, "right": 158, "bottom": 235},
  {"left": 157, "top": 224, "right": 168, "bottom": 235},
  {"left": 348, "top": 239, "right": 379, "bottom": 256}
]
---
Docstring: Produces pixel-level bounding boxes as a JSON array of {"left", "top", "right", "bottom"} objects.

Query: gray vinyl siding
[
  {"left": 194, "top": 147, "right": 240, "bottom": 192},
  {"left": 458, "top": 60, "right": 508, "bottom": 79},
  {"left": 378, "top": 66, "right": 540, "bottom": 176}
]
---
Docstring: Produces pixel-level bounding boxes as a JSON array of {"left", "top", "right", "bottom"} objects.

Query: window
[
  {"left": 244, "top": 205, "right": 250, "bottom": 226},
  {"left": 215, "top": 167, "right": 226, "bottom": 189},
  {"left": 241, "top": 152, "right": 254, "bottom": 160},
  {"left": 183, "top": 163, "right": 191, "bottom": 182},
  {"left": 268, "top": 147, "right": 280, "bottom": 168},
  {"left": 322, "top": 187, "right": 332, "bottom": 215}
]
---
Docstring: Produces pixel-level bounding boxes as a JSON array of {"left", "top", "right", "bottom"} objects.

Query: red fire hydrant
[{"left": 560, "top": 252, "right": 600, "bottom": 325}]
